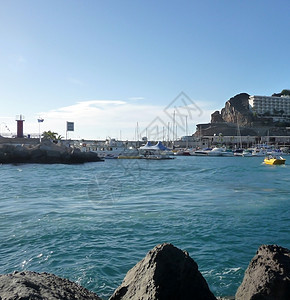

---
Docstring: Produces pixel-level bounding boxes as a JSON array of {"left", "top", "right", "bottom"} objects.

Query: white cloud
[
  {"left": 44, "top": 100, "right": 126, "bottom": 118},
  {"left": 128, "top": 97, "right": 145, "bottom": 101},
  {"left": 17, "top": 98, "right": 212, "bottom": 140},
  {"left": 35, "top": 99, "right": 164, "bottom": 140}
]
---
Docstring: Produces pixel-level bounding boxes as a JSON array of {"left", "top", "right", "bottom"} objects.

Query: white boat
[
  {"left": 208, "top": 146, "right": 227, "bottom": 156},
  {"left": 117, "top": 148, "right": 142, "bottom": 159},
  {"left": 268, "top": 149, "right": 289, "bottom": 157},
  {"left": 92, "top": 138, "right": 126, "bottom": 159},
  {"left": 174, "top": 149, "right": 194, "bottom": 156},
  {"left": 242, "top": 150, "right": 253, "bottom": 157},
  {"left": 251, "top": 148, "right": 267, "bottom": 156},
  {"left": 139, "top": 141, "right": 175, "bottom": 160},
  {"left": 192, "top": 148, "right": 211, "bottom": 156},
  {"left": 221, "top": 149, "right": 234, "bottom": 157},
  {"left": 233, "top": 149, "right": 244, "bottom": 156}
]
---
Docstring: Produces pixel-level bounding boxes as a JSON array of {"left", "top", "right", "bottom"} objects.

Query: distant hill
[{"left": 195, "top": 91, "right": 290, "bottom": 137}]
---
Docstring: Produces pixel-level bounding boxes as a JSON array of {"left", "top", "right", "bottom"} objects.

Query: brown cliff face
[
  {"left": 211, "top": 111, "right": 225, "bottom": 123},
  {"left": 211, "top": 93, "right": 253, "bottom": 126}
]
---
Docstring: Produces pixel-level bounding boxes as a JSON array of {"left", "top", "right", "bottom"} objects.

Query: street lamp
[{"left": 38, "top": 118, "right": 44, "bottom": 142}]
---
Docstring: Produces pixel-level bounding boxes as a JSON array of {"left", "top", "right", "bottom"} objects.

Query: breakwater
[
  {"left": 1, "top": 243, "right": 289, "bottom": 299},
  {"left": 0, "top": 140, "right": 103, "bottom": 164}
]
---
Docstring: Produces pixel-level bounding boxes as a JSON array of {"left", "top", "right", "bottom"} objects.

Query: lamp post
[{"left": 38, "top": 118, "right": 44, "bottom": 142}]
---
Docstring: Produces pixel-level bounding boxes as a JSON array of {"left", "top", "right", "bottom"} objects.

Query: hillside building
[{"left": 249, "top": 95, "right": 290, "bottom": 121}]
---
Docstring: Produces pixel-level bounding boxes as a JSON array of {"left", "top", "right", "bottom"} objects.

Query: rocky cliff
[
  {"left": 211, "top": 93, "right": 253, "bottom": 126},
  {"left": 201, "top": 92, "right": 290, "bottom": 137}
]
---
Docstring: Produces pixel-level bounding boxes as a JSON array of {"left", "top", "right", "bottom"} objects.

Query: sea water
[{"left": 1, "top": 156, "right": 289, "bottom": 299}]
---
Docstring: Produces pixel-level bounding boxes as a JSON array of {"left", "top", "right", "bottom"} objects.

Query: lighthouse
[{"left": 16, "top": 115, "right": 25, "bottom": 138}]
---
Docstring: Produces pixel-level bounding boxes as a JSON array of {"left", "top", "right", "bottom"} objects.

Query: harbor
[
  {"left": 1, "top": 154, "right": 289, "bottom": 299},
  {"left": 2, "top": 1, "right": 290, "bottom": 298}
]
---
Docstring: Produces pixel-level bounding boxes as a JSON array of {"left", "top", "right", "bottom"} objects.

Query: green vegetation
[
  {"left": 42, "top": 131, "right": 62, "bottom": 141},
  {"left": 281, "top": 89, "right": 290, "bottom": 96}
]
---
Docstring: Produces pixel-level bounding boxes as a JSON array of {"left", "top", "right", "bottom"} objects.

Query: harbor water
[{"left": 1, "top": 156, "right": 289, "bottom": 299}]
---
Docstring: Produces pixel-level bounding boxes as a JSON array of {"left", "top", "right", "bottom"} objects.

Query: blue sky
[{"left": 1, "top": 0, "right": 289, "bottom": 140}]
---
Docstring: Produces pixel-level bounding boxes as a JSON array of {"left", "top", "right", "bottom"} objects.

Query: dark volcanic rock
[
  {"left": 0, "top": 271, "right": 102, "bottom": 300},
  {"left": 220, "top": 93, "right": 252, "bottom": 126},
  {"left": 110, "top": 243, "right": 216, "bottom": 300},
  {"left": 197, "top": 92, "right": 290, "bottom": 137},
  {"left": 236, "top": 244, "right": 290, "bottom": 300},
  {"left": 210, "top": 93, "right": 253, "bottom": 126},
  {"left": 211, "top": 111, "right": 225, "bottom": 123},
  {"left": 0, "top": 140, "right": 103, "bottom": 164}
]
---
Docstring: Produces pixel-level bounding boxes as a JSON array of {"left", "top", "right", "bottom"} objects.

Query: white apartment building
[{"left": 249, "top": 95, "right": 290, "bottom": 119}]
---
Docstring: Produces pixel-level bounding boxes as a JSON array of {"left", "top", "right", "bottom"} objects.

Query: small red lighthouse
[{"left": 16, "top": 115, "right": 25, "bottom": 138}]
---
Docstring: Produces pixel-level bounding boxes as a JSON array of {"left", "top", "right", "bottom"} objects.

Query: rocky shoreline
[
  {"left": 0, "top": 140, "right": 103, "bottom": 164},
  {"left": 0, "top": 243, "right": 289, "bottom": 300}
]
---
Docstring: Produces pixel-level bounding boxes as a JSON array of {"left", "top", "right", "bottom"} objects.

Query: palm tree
[{"left": 42, "top": 131, "right": 62, "bottom": 142}]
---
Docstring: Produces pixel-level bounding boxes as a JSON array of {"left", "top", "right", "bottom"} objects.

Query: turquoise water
[{"left": 1, "top": 156, "right": 289, "bottom": 299}]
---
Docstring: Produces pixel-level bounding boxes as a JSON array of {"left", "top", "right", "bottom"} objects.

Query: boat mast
[
  {"left": 172, "top": 110, "right": 175, "bottom": 144},
  {"left": 237, "top": 116, "right": 242, "bottom": 148},
  {"left": 167, "top": 122, "right": 170, "bottom": 146},
  {"left": 185, "top": 115, "right": 188, "bottom": 148}
]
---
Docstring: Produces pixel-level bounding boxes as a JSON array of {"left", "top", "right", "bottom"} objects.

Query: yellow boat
[{"left": 264, "top": 155, "right": 286, "bottom": 165}]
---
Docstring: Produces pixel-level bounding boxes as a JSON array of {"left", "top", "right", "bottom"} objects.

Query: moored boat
[
  {"left": 93, "top": 138, "right": 126, "bottom": 159},
  {"left": 251, "top": 148, "right": 267, "bottom": 156},
  {"left": 221, "top": 149, "right": 234, "bottom": 156},
  {"left": 139, "top": 141, "right": 175, "bottom": 159},
  {"left": 192, "top": 148, "right": 211, "bottom": 156},
  {"left": 174, "top": 149, "right": 193, "bottom": 156},
  {"left": 233, "top": 149, "right": 244, "bottom": 156},
  {"left": 242, "top": 150, "right": 253, "bottom": 157},
  {"left": 207, "top": 146, "right": 226, "bottom": 156},
  {"left": 117, "top": 148, "right": 142, "bottom": 159}
]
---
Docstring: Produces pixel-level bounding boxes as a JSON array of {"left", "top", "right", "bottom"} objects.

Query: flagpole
[{"left": 38, "top": 118, "right": 44, "bottom": 143}]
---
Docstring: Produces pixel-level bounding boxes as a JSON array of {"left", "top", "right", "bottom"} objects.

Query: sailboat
[{"left": 234, "top": 117, "right": 244, "bottom": 156}]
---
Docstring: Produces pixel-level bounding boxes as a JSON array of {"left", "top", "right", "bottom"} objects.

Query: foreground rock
[
  {"left": 110, "top": 243, "right": 216, "bottom": 300},
  {"left": 1, "top": 244, "right": 289, "bottom": 300},
  {"left": 236, "top": 244, "right": 290, "bottom": 300},
  {"left": 0, "top": 140, "right": 103, "bottom": 164},
  {"left": 0, "top": 271, "right": 102, "bottom": 300}
]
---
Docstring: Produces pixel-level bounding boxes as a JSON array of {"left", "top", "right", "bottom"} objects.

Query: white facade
[{"left": 249, "top": 95, "right": 290, "bottom": 117}]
